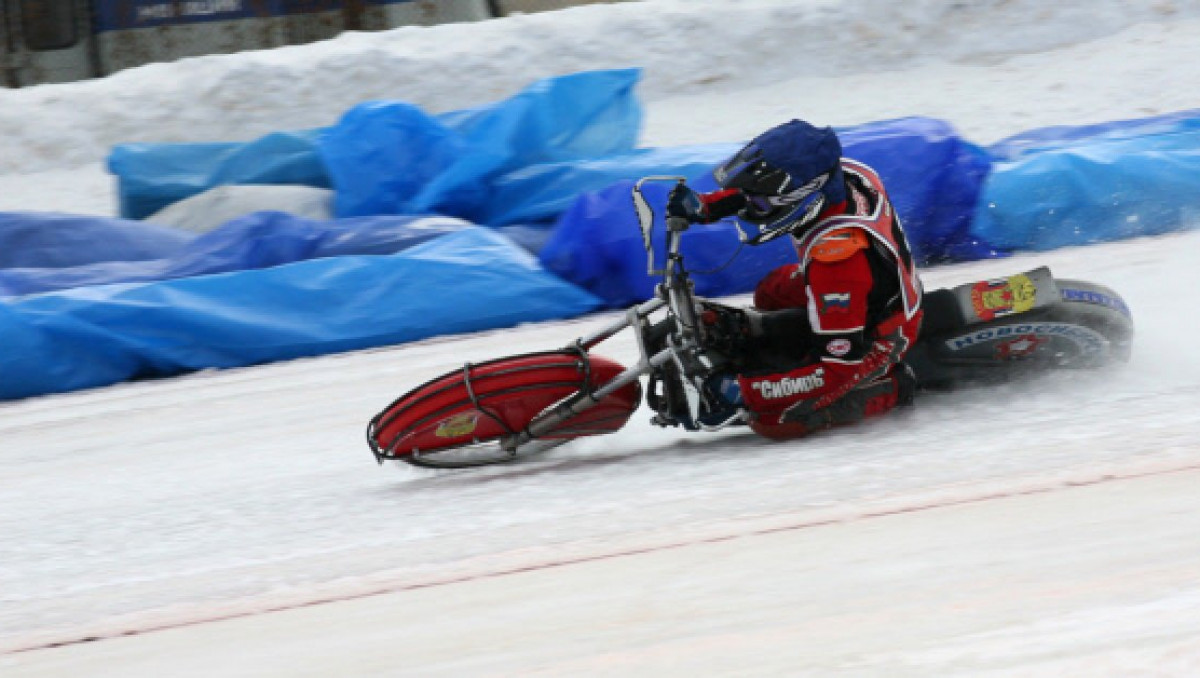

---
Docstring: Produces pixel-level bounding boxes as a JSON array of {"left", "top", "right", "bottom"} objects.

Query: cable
[{"left": 687, "top": 241, "right": 746, "bottom": 276}]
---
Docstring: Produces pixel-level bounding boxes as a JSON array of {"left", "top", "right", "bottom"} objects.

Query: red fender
[{"left": 368, "top": 350, "right": 640, "bottom": 461}]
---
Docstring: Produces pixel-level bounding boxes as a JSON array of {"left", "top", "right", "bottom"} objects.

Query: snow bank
[{"left": 1, "top": 0, "right": 1195, "bottom": 174}]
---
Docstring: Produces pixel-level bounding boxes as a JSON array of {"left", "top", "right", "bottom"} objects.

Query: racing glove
[{"left": 666, "top": 184, "right": 704, "bottom": 222}]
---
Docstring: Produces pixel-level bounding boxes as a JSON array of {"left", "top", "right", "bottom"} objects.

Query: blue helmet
[{"left": 714, "top": 120, "right": 847, "bottom": 242}]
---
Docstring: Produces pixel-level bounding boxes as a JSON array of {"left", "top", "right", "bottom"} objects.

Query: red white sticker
[
  {"left": 826, "top": 338, "right": 852, "bottom": 357},
  {"left": 996, "top": 334, "right": 1045, "bottom": 359}
]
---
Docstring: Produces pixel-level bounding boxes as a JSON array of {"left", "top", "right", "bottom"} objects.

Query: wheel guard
[{"left": 367, "top": 349, "right": 641, "bottom": 462}]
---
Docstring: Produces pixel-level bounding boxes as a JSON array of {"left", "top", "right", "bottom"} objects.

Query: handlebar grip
[{"left": 666, "top": 215, "right": 692, "bottom": 233}]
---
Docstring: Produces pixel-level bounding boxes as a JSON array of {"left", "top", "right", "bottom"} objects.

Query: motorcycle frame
[{"left": 500, "top": 177, "right": 728, "bottom": 452}]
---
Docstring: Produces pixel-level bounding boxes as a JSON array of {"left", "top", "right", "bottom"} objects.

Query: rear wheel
[{"left": 910, "top": 277, "right": 1134, "bottom": 389}]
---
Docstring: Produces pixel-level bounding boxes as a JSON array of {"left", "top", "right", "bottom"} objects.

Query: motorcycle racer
[{"left": 667, "top": 119, "right": 924, "bottom": 438}]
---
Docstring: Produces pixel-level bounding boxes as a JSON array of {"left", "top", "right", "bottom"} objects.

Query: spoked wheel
[{"left": 403, "top": 438, "right": 570, "bottom": 469}]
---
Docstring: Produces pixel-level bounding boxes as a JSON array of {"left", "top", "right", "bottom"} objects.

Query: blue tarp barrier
[
  {"left": 43, "top": 80, "right": 1200, "bottom": 405},
  {"left": 109, "top": 129, "right": 330, "bottom": 220},
  {"left": 110, "top": 69, "right": 643, "bottom": 223},
  {"left": 0, "top": 227, "right": 601, "bottom": 401},
  {"left": 540, "top": 117, "right": 996, "bottom": 308},
  {"left": 539, "top": 179, "right": 799, "bottom": 309},
  {"left": 484, "top": 143, "right": 742, "bottom": 227},
  {"left": 974, "top": 122, "right": 1200, "bottom": 251},
  {"left": 0, "top": 212, "right": 192, "bottom": 269},
  {"left": 320, "top": 68, "right": 641, "bottom": 221},
  {"left": 988, "top": 108, "right": 1200, "bottom": 161},
  {"left": 0, "top": 212, "right": 471, "bottom": 298}
]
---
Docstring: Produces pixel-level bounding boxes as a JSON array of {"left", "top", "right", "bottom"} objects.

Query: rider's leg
[{"left": 748, "top": 361, "right": 915, "bottom": 440}]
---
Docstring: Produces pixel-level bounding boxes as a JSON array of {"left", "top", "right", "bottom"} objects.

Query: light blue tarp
[
  {"left": 109, "top": 129, "right": 330, "bottom": 220},
  {"left": 320, "top": 68, "right": 641, "bottom": 221},
  {"left": 0, "top": 212, "right": 470, "bottom": 297},
  {"left": 109, "top": 69, "right": 642, "bottom": 222},
  {"left": 0, "top": 227, "right": 601, "bottom": 401},
  {"left": 0, "top": 212, "right": 192, "bottom": 269},
  {"left": 540, "top": 117, "right": 996, "bottom": 308},
  {"left": 988, "top": 108, "right": 1200, "bottom": 161},
  {"left": 484, "top": 143, "right": 742, "bottom": 227},
  {"left": 974, "top": 114, "right": 1200, "bottom": 251}
]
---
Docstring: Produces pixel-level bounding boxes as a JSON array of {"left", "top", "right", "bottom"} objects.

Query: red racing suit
[{"left": 703, "top": 159, "right": 924, "bottom": 439}]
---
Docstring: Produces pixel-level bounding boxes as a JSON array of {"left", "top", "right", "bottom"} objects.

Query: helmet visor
[
  {"left": 740, "top": 172, "right": 829, "bottom": 223},
  {"left": 737, "top": 179, "right": 829, "bottom": 243}
]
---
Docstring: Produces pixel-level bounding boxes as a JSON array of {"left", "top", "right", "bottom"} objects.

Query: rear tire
[
  {"left": 910, "top": 277, "right": 1134, "bottom": 389},
  {"left": 1054, "top": 278, "right": 1134, "bottom": 363}
]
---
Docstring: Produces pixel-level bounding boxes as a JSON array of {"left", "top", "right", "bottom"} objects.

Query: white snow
[
  {"left": 2, "top": 0, "right": 1200, "bottom": 674},
  {"left": 146, "top": 185, "right": 335, "bottom": 232}
]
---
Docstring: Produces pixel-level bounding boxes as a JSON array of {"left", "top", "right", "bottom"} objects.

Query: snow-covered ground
[{"left": 3, "top": 1, "right": 1200, "bottom": 674}]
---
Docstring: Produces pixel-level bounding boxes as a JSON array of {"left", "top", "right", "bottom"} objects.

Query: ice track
[{"left": 3, "top": 232, "right": 1200, "bottom": 674}]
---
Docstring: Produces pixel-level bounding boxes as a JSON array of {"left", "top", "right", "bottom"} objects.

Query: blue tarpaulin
[
  {"left": 987, "top": 108, "right": 1200, "bottom": 161},
  {"left": 0, "top": 212, "right": 193, "bottom": 269},
  {"left": 109, "top": 130, "right": 330, "bottom": 220},
  {"left": 540, "top": 117, "right": 996, "bottom": 308},
  {"left": 484, "top": 143, "right": 742, "bottom": 227},
  {"left": 24, "top": 72, "right": 1200, "bottom": 404},
  {"left": 539, "top": 178, "right": 799, "bottom": 310},
  {"left": 0, "top": 212, "right": 470, "bottom": 297},
  {"left": 974, "top": 122, "right": 1200, "bottom": 250},
  {"left": 319, "top": 68, "right": 642, "bottom": 221},
  {"left": 0, "top": 227, "right": 601, "bottom": 401},
  {"left": 110, "top": 69, "right": 643, "bottom": 223}
]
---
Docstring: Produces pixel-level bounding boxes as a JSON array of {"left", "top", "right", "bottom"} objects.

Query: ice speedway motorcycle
[{"left": 367, "top": 177, "right": 1134, "bottom": 469}]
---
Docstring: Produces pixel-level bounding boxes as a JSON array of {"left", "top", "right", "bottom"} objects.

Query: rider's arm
[
  {"left": 695, "top": 189, "right": 747, "bottom": 223},
  {"left": 667, "top": 184, "right": 747, "bottom": 224}
]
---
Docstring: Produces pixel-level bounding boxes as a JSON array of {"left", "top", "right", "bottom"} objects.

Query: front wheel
[{"left": 367, "top": 350, "right": 642, "bottom": 469}]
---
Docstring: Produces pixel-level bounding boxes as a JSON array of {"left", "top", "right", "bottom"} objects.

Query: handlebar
[{"left": 631, "top": 177, "right": 757, "bottom": 278}]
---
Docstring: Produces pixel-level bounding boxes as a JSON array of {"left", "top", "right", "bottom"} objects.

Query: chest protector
[{"left": 791, "top": 159, "right": 923, "bottom": 324}]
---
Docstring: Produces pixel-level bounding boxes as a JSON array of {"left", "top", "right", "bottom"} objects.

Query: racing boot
[
  {"left": 894, "top": 360, "right": 917, "bottom": 407},
  {"left": 696, "top": 372, "right": 747, "bottom": 428}
]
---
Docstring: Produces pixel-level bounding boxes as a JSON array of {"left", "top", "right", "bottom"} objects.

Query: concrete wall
[{"left": 1, "top": 0, "right": 638, "bottom": 86}]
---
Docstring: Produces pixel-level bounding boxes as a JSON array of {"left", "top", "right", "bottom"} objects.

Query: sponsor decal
[
  {"left": 944, "top": 323, "right": 1107, "bottom": 354},
  {"left": 1061, "top": 288, "right": 1132, "bottom": 318},
  {"left": 995, "top": 334, "right": 1046, "bottom": 359},
  {"left": 752, "top": 368, "right": 825, "bottom": 399},
  {"left": 435, "top": 413, "right": 479, "bottom": 438},
  {"left": 826, "top": 338, "right": 853, "bottom": 357},
  {"left": 821, "top": 292, "right": 852, "bottom": 314},
  {"left": 969, "top": 274, "right": 1037, "bottom": 321}
]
